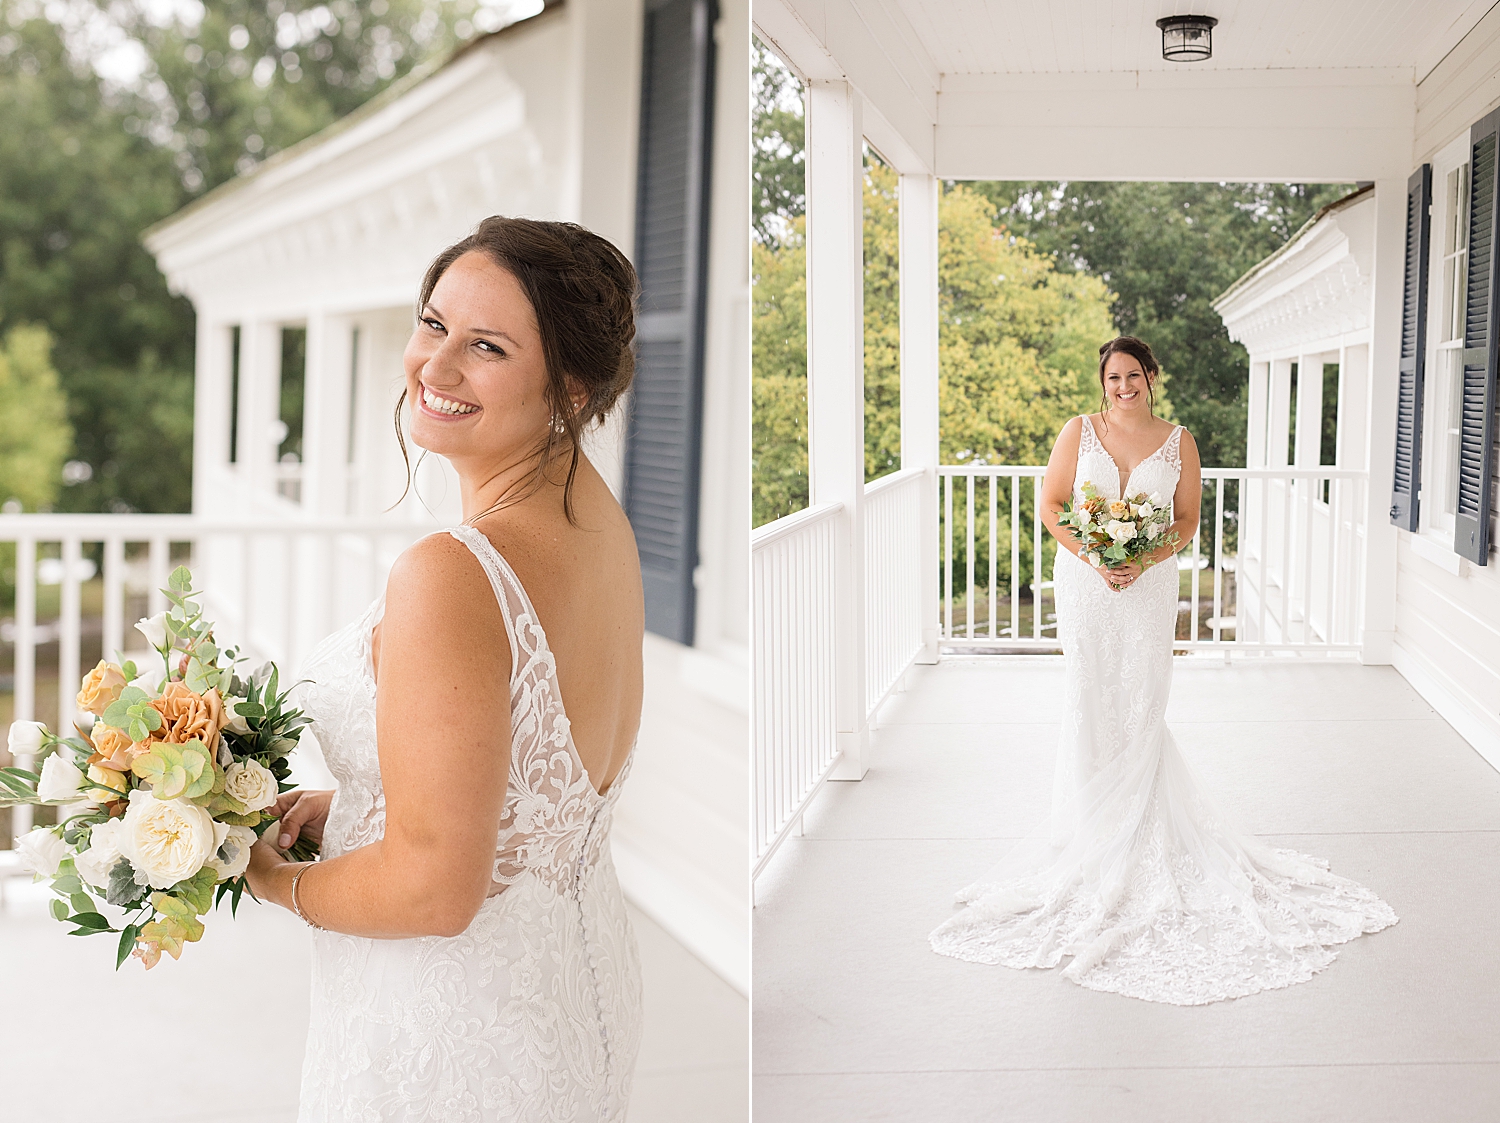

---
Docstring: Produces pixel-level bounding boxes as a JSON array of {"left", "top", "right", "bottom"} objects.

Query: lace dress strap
[
  {"left": 1078, "top": 414, "right": 1103, "bottom": 456},
  {"left": 1162, "top": 425, "right": 1184, "bottom": 472},
  {"left": 442, "top": 524, "right": 539, "bottom": 683}
]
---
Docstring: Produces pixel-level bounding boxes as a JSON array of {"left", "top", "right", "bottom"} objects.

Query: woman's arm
[
  {"left": 1040, "top": 416, "right": 1087, "bottom": 560},
  {"left": 246, "top": 534, "right": 511, "bottom": 938}
]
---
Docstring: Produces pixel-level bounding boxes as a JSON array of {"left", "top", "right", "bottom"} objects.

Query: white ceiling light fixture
[{"left": 1156, "top": 15, "right": 1218, "bottom": 62}]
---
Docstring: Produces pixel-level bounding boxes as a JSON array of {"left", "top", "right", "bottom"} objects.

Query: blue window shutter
[
  {"left": 1456, "top": 107, "right": 1500, "bottom": 564},
  {"left": 1391, "top": 165, "right": 1431, "bottom": 532},
  {"left": 625, "top": 0, "right": 717, "bottom": 643}
]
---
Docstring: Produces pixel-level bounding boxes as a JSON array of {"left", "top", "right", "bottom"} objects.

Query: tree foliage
[
  {"left": 0, "top": 324, "right": 72, "bottom": 511},
  {"left": 969, "top": 181, "right": 1352, "bottom": 468},
  {"left": 0, "top": 0, "right": 489, "bottom": 512}
]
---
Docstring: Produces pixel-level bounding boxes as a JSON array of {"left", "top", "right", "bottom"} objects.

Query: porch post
[
  {"left": 1246, "top": 360, "right": 1269, "bottom": 469},
  {"left": 805, "top": 79, "right": 868, "bottom": 780},
  {"left": 1360, "top": 178, "right": 1405, "bottom": 665},
  {"left": 900, "top": 172, "right": 941, "bottom": 664},
  {"left": 1268, "top": 359, "right": 1293, "bottom": 467},
  {"left": 301, "top": 310, "right": 356, "bottom": 518},
  {"left": 1294, "top": 353, "right": 1324, "bottom": 468}
]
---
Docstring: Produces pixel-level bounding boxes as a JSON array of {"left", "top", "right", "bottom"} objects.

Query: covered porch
[
  {"left": 751, "top": 0, "right": 1500, "bottom": 1114},
  {"left": 753, "top": 656, "right": 1500, "bottom": 1121}
]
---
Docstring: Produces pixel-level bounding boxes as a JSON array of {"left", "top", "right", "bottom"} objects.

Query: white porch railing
[
  {"left": 750, "top": 502, "right": 840, "bottom": 876},
  {"left": 0, "top": 513, "right": 434, "bottom": 848},
  {"left": 863, "top": 468, "right": 925, "bottom": 715},
  {"left": 939, "top": 466, "right": 1369, "bottom": 652}
]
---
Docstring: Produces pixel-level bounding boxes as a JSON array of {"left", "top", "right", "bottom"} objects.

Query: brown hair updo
[
  {"left": 1096, "top": 335, "right": 1160, "bottom": 426},
  {"left": 397, "top": 215, "right": 639, "bottom": 523}
]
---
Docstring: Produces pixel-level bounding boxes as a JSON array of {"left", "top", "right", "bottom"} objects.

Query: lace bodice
[
  {"left": 1074, "top": 413, "right": 1182, "bottom": 507},
  {"left": 931, "top": 417, "right": 1397, "bottom": 1005},
  {"left": 299, "top": 525, "right": 632, "bottom": 892},
  {"left": 292, "top": 525, "right": 642, "bottom": 1121}
]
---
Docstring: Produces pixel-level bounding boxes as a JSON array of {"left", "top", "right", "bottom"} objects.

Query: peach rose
[
  {"left": 90, "top": 723, "right": 143, "bottom": 772},
  {"left": 148, "top": 683, "right": 229, "bottom": 754},
  {"left": 77, "top": 660, "right": 128, "bottom": 716}
]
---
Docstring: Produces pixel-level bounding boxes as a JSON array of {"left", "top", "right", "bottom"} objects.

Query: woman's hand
[
  {"left": 244, "top": 836, "right": 294, "bottom": 906},
  {"left": 269, "top": 788, "right": 334, "bottom": 851},
  {"left": 1102, "top": 561, "right": 1143, "bottom": 592}
]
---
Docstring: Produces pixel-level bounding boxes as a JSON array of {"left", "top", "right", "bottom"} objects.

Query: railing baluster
[
  {"left": 1010, "top": 473, "right": 1020, "bottom": 643},
  {"left": 103, "top": 535, "right": 124, "bottom": 663},
  {"left": 58, "top": 536, "right": 82, "bottom": 736},
  {"left": 1032, "top": 476, "right": 1042, "bottom": 640},
  {"left": 943, "top": 474, "right": 952, "bottom": 641},
  {"left": 1212, "top": 476, "right": 1225, "bottom": 645},
  {"left": 11, "top": 535, "right": 37, "bottom": 840},
  {"left": 987, "top": 475, "right": 997, "bottom": 640},
  {"left": 1300, "top": 476, "right": 1315, "bottom": 645}
]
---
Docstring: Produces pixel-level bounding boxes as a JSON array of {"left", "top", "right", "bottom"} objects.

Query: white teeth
[{"left": 422, "top": 387, "right": 477, "bottom": 415}]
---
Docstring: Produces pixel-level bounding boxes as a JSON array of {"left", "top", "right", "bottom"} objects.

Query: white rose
[
  {"left": 7, "top": 720, "right": 46, "bottom": 756},
  {"left": 117, "top": 788, "right": 217, "bottom": 890},
  {"left": 1106, "top": 519, "right": 1136, "bottom": 543},
  {"left": 222, "top": 704, "right": 252, "bottom": 737},
  {"left": 74, "top": 817, "right": 126, "bottom": 890},
  {"left": 1084, "top": 551, "right": 1102, "bottom": 567},
  {"left": 1077, "top": 509, "right": 1091, "bottom": 527},
  {"left": 205, "top": 823, "right": 258, "bottom": 880},
  {"left": 222, "top": 760, "right": 279, "bottom": 813},
  {"left": 1138, "top": 501, "right": 1154, "bottom": 518},
  {"left": 37, "top": 753, "right": 87, "bottom": 803},
  {"left": 1148, "top": 521, "right": 1163, "bottom": 538},
  {"left": 135, "top": 612, "right": 168, "bottom": 650},
  {"left": 13, "top": 827, "right": 69, "bottom": 878}
]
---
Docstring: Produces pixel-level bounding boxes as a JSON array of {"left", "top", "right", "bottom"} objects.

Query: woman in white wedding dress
[
  {"left": 244, "top": 217, "right": 645, "bottom": 1119},
  {"left": 930, "top": 335, "right": 1397, "bottom": 1006}
]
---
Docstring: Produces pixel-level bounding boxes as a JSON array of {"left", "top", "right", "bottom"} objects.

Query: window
[{"left": 1421, "top": 154, "right": 1470, "bottom": 537}]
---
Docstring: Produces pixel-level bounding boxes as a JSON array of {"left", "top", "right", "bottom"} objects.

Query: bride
[
  {"left": 243, "top": 217, "right": 645, "bottom": 1118},
  {"left": 929, "top": 335, "right": 1397, "bottom": 1005}
]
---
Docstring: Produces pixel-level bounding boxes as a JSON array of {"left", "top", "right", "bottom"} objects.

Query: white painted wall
[{"left": 1392, "top": 5, "right": 1500, "bottom": 771}]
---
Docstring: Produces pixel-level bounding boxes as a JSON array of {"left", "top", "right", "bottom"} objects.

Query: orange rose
[
  {"left": 148, "top": 683, "right": 228, "bottom": 754},
  {"left": 90, "top": 724, "right": 143, "bottom": 772},
  {"left": 77, "top": 660, "right": 127, "bottom": 716}
]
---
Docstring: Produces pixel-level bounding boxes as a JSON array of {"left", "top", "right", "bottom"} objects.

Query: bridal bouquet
[
  {"left": 1059, "top": 481, "right": 1179, "bottom": 584},
  {"left": 2, "top": 566, "right": 315, "bottom": 968}
]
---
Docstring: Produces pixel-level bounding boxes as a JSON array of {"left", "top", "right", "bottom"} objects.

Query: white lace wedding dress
[
  {"left": 292, "top": 525, "right": 642, "bottom": 1121},
  {"left": 929, "top": 415, "right": 1398, "bottom": 1005}
]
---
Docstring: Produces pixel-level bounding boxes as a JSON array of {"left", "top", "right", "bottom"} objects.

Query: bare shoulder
[
  {"left": 1055, "top": 414, "right": 1085, "bottom": 448},
  {"left": 384, "top": 532, "right": 503, "bottom": 638}
]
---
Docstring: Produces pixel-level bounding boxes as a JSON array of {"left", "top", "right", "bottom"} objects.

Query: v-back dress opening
[
  {"left": 929, "top": 415, "right": 1397, "bottom": 1005},
  {"left": 294, "top": 524, "right": 642, "bottom": 1121}
]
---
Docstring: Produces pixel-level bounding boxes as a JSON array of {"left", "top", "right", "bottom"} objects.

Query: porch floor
[
  {"left": 0, "top": 862, "right": 747, "bottom": 1122},
  {"left": 753, "top": 656, "right": 1500, "bottom": 1122}
]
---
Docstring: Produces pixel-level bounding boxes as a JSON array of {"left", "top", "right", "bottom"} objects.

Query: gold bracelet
[{"left": 290, "top": 862, "right": 325, "bottom": 931}]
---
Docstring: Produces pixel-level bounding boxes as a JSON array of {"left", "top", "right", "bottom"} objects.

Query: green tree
[
  {"left": 752, "top": 219, "right": 808, "bottom": 527},
  {"left": 752, "top": 35, "right": 803, "bottom": 249},
  {"left": 0, "top": 324, "right": 72, "bottom": 511},
  {"left": 969, "top": 181, "right": 1352, "bottom": 468}
]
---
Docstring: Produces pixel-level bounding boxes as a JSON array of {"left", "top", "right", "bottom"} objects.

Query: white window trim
[{"left": 1415, "top": 132, "right": 1471, "bottom": 555}]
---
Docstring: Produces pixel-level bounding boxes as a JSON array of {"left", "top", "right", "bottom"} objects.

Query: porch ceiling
[
  {"left": 756, "top": 0, "right": 1493, "bottom": 181},
  {"left": 898, "top": 0, "right": 1489, "bottom": 79}
]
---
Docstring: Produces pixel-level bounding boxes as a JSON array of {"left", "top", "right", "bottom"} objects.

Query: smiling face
[
  {"left": 402, "top": 250, "right": 561, "bottom": 470},
  {"left": 1101, "top": 350, "right": 1154, "bottom": 413}
]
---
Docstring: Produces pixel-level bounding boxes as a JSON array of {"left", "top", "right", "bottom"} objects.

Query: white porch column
[
  {"left": 1294, "top": 353, "right": 1325, "bottom": 468},
  {"left": 899, "top": 172, "right": 940, "bottom": 665},
  {"left": 191, "top": 316, "right": 231, "bottom": 515},
  {"left": 301, "top": 310, "right": 356, "bottom": 518},
  {"left": 805, "top": 79, "right": 868, "bottom": 781},
  {"left": 239, "top": 320, "right": 280, "bottom": 502},
  {"left": 1360, "top": 179, "right": 1406, "bottom": 665},
  {"left": 1246, "top": 360, "right": 1269, "bottom": 469},
  {"left": 1268, "top": 359, "right": 1294, "bottom": 467}
]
